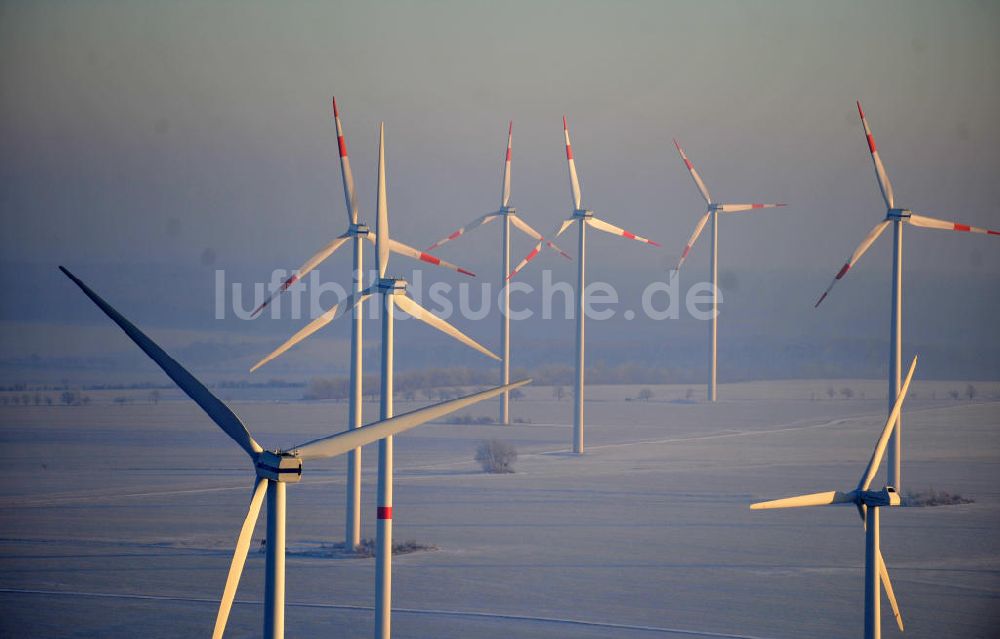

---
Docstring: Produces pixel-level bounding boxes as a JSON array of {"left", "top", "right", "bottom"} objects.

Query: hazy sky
[{"left": 1, "top": 1, "right": 999, "bottom": 381}]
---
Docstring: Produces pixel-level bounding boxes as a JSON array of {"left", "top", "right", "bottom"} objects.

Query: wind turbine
[
  {"left": 424, "top": 121, "right": 570, "bottom": 423},
  {"left": 248, "top": 97, "right": 476, "bottom": 551},
  {"left": 508, "top": 116, "right": 659, "bottom": 454},
  {"left": 751, "top": 355, "right": 918, "bottom": 639},
  {"left": 254, "top": 123, "right": 500, "bottom": 639},
  {"left": 59, "top": 265, "right": 527, "bottom": 639},
  {"left": 671, "top": 138, "right": 785, "bottom": 402},
  {"left": 815, "top": 101, "right": 999, "bottom": 492}
]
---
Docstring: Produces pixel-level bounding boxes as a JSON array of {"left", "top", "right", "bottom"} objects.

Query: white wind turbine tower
[
  {"left": 59, "top": 266, "right": 527, "bottom": 639},
  {"left": 249, "top": 97, "right": 476, "bottom": 551},
  {"left": 508, "top": 116, "right": 660, "bottom": 454},
  {"left": 752, "top": 355, "right": 918, "bottom": 639},
  {"left": 254, "top": 123, "right": 501, "bottom": 639},
  {"left": 425, "top": 121, "right": 571, "bottom": 423},
  {"left": 671, "top": 138, "right": 785, "bottom": 402},
  {"left": 815, "top": 101, "right": 999, "bottom": 492}
]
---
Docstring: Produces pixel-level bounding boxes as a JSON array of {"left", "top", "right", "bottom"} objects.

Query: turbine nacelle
[
  {"left": 348, "top": 222, "right": 371, "bottom": 237},
  {"left": 886, "top": 208, "right": 912, "bottom": 221},
  {"left": 859, "top": 486, "right": 900, "bottom": 508},
  {"left": 572, "top": 209, "right": 594, "bottom": 219},
  {"left": 376, "top": 277, "right": 407, "bottom": 294},
  {"left": 499, "top": 206, "right": 516, "bottom": 216},
  {"left": 255, "top": 451, "right": 303, "bottom": 483}
]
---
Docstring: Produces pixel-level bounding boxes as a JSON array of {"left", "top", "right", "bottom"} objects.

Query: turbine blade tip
[
  {"left": 562, "top": 115, "right": 568, "bottom": 130},
  {"left": 458, "top": 268, "right": 476, "bottom": 277},
  {"left": 857, "top": 100, "right": 864, "bottom": 118},
  {"left": 332, "top": 96, "right": 339, "bottom": 116}
]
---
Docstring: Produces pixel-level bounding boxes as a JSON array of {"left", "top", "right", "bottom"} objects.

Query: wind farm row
[{"left": 53, "top": 96, "right": 998, "bottom": 639}]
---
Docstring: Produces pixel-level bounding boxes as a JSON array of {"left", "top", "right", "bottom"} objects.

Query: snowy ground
[{"left": 0, "top": 385, "right": 997, "bottom": 638}]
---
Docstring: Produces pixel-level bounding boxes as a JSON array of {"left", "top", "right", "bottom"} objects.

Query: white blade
[
  {"left": 501, "top": 120, "right": 513, "bottom": 208},
  {"left": 251, "top": 233, "right": 351, "bottom": 317},
  {"left": 675, "top": 211, "right": 710, "bottom": 271},
  {"left": 251, "top": 289, "right": 372, "bottom": 372},
  {"left": 376, "top": 122, "right": 389, "bottom": 277},
  {"left": 673, "top": 138, "right": 712, "bottom": 204},
  {"left": 395, "top": 294, "right": 499, "bottom": 361},
  {"left": 332, "top": 97, "right": 359, "bottom": 225},
  {"left": 718, "top": 203, "right": 787, "bottom": 213},
  {"left": 425, "top": 212, "right": 499, "bottom": 252},
  {"left": 907, "top": 213, "right": 1000, "bottom": 236},
  {"left": 814, "top": 219, "right": 891, "bottom": 307},
  {"left": 879, "top": 550, "right": 905, "bottom": 631},
  {"left": 586, "top": 216, "right": 660, "bottom": 247},
  {"left": 387, "top": 237, "right": 475, "bottom": 276},
  {"left": 750, "top": 490, "right": 855, "bottom": 510},
  {"left": 507, "top": 218, "right": 575, "bottom": 280},
  {"left": 509, "top": 214, "right": 572, "bottom": 259},
  {"left": 212, "top": 478, "right": 267, "bottom": 639},
  {"left": 857, "top": 356, "right": 918, "bottom": 491},
  {"left": 857, "top": 101, "right": 895, "bottom": 209},
  {"left": 563, "top": 116, "right": 582, "bottom": 210},
  {"left": 290, "top": 379, "right": 531, "bottom": 460}
]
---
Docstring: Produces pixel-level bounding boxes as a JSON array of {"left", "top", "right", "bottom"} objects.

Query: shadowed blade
[
  {"left": 907, "top": 213, "right": 1000, "bottom": 236},
  {"left": 857, "top": 356, "right": 918, "bottom": 491},
  {"left": 857, "top": 101, "right": 895, "bottom": 209},
  {"left": 251, "top": 288, "right": 372, "bottom": 372},
  {"left": 425, "top": 213, "right": 498, "bottom": 252},
  {"left": 212, "top": 478, "right": 267, "bottom": 639},
  {"left": 815, "top": 219, "right": 891, "bottom": 307},
  {"left": 250, "top": 233, "right": 351, "bottom": 317},
  {"left": 387, "top": 238, "right": 475, "bottom": 276},
  {"left": 332, "top": 97, "right": 359, "bottom": 225},
  {"left": 587, "top": 216, "right": 660, "bottom": 247},
  {"left": 60, "top": 266, "right": 263, "bottom": 457},
  {"left": 291, "top": 379, "right": 531, "bottom": 460},
  {"left": 395, "top": 294, "right": 499, "bottom": 361},
  {"left": 376, "top": 122, "right": 389, "bottom": 277},
  {"left": 673, "top": 138, "right": 712, "bottom": 204},
  {"left": 750, "top": 490, "right": 855, "bottom": 510},
  {"left": 509, "top": 214, "right": 572, "bottom": 259}
]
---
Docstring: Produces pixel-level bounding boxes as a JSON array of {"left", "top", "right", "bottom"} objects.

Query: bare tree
[
  {"left": 637, "top": 388, "right": 654, "bottom": 401},
  {"left": 552, "top": 386, "right": 566, "bottom": 401},
  {"left": 475, "top": 439, "right": 517, "bottom": 473},
  {"left": 966, "top": 384, "right": 977, "bottom": 401}
]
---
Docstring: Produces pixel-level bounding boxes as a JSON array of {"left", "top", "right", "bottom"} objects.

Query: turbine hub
[
  {"left": 573, "top": 209, "right": 594, "bottom": 219},
  {"left": 256, "top": 451, "right": 302, "bottom": 483},
  {"left": 859, "top": 487, "right": 900, "bottom": 508},
  {"left": 708, "top": 203, "right": 722, "bottom": 211},
  {"left": 500, "top": 206, "right": 516, "bottom": 216},
  {"left": 349, "top": 223, "right": 371, "bottom": 236},
  {"left": 376, "top": 277, "right": 407, "bottom": 294},
  {"left": 887, "top": 208, "right": 911, "bottom": 220}
]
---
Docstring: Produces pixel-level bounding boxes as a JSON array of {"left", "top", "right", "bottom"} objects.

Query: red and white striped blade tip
[{"left": 332, "top": 96, "right": 339, "bottom": 117}]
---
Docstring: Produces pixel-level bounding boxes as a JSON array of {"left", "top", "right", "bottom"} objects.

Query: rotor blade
[
  {"left": 857, "top": 355, "right": 918, "bottom": 491},
  {"left": 879, "top": 549, "right": 905, "bottom": 632},
  {"left": 509, "top": 214, "right": 572, "bottom": 259},
  {"left": 907, "top": 213, "right": 1000, "bottom": 236},
  {"left": 676, "top": 211, "right": 711, "bottom": 271},
  {"left": 332, "top": 97, "right": 359, "bottom": 225},
  {"left": 59, "top": 266, "right": 263, "bottom": 457},
  {"left": 376, "top": 122, "right": 389, "bottom": 277},
  {"left": 388, "top": 238, "right": 475, "bottom": 276},
  {"left": 563, "top": 116, "right": 582, "bottom": 210},
  {"left": 673, "top": 138, "right": 712, "bottom": 204},
  {"left": 857, "top": 101, "right": 895, "bottom": 209},
  {"left": 290, "top": 379, "right": 531, "bottom": 460},
  {"left": 814, "top": 219, "right": 891, "bottom": 307},
  {"left": 750, "top": 490, "right": 855, "bottom": 510},
  {"left": 250, "top": 233, "right": 351, "bottom": 318},
  {"left": 587, "top": 216, "right": 660, "bottom": 247},
  {"left": 395, "top": 294, "right": 499, "bottom": 361},
  {"left": 251, "top": 289, "right": 372, "bottom": 372},
  {"left": 212, "top": 478, "right": 267, "bottom": 639},
  {"left": 501, "top": 120, "right": 513, "bottom": 208},
  {"left": 718, "top": 203, "right": 787, "bottom": 213},
  {"left": 507, "top": 218, "right": 575, "bottom": 280},
  {"left": 425, "top": 213, "right": 499, "bottom": 252}
]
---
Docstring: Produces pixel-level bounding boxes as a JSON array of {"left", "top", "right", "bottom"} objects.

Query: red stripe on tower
[
  {"left": 338, "top": 136, "right": 348, "bottom": 158},
  {"left": 377, "top": 506, "right": 392, "bottom": 520}
]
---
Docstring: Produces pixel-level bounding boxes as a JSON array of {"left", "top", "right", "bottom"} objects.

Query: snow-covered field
[{"left": 1, "top": 386, "right": 997, "bottom": 638}]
